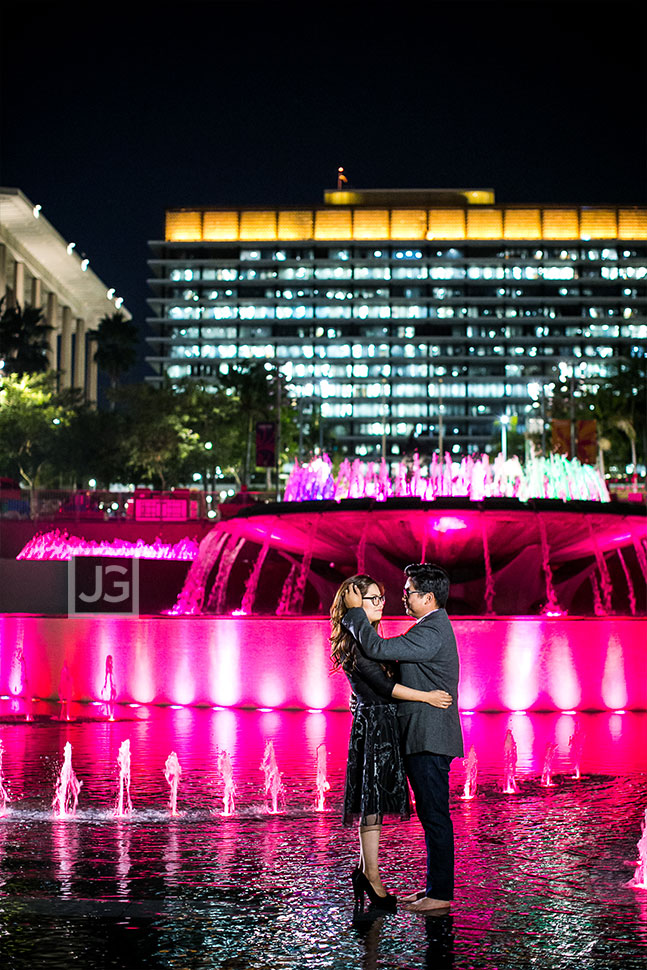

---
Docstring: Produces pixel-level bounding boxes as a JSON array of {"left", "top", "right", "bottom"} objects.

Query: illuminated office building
[{"left": 146, "top": 189, "right": 647, "bottom": 458}]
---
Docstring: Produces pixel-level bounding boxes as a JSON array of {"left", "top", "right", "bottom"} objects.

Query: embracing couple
[{"left": 329, "top": 563, "right": 464, "bottom": 918}]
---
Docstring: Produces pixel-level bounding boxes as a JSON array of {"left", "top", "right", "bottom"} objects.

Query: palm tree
[
  {"left": 0, "top": 298, "right": 51, "bottom": 375},
  {"left": 92, "top": 311, "right": 138, "bottom": 396}
]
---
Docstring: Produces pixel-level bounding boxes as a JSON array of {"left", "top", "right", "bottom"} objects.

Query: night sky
[{"left": 2, "top": 0, "right": 646, "bottom": 380}]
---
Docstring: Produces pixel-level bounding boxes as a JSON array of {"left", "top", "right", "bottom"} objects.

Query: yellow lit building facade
[{"left": 147, "top": 189, "right": 647, "bottom": 457}]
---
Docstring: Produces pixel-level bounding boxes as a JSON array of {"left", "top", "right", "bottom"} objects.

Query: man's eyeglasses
[
  {"left": 362, "top": 595, "right": 386, "bottom": 607},
  {"left": 402, "top": 588, "right": 424, "bottom": 599}
]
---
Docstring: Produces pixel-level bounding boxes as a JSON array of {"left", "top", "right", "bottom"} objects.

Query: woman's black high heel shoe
[{"left": 351, "top": 867, "right": 397, "bottom": 915}]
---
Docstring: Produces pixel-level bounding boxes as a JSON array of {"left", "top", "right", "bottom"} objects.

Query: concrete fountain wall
[{"left": 1, "top": 614, "right": 645, "bottom": 712}]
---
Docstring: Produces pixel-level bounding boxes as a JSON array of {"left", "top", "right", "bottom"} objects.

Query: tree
[
  {"left": 92, "top": 311, "right": 139, "bottom": 397},
  {"left": 0, "top": 298, "right": 51, "bottom": 375},
  {"left": 220, "top": 362, "right": 283, "bottom": 485},
  {"left": 0, "top": 373, "right": 68, "bottom": 488}
]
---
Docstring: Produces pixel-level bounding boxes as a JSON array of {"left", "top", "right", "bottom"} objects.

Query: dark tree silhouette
[
  {"left": 0, "top": 298, "right": 51, "bottom": 375},
  {"left": 92, "top": 311, "right": 139, "bottom": 393}
]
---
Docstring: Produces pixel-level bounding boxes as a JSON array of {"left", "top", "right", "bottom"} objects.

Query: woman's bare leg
[{"left": 358, "top": 822, "right": 388, "bottom": 896}]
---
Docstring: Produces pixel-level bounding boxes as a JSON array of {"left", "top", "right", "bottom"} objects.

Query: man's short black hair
[{"left": 404, "top": 563, "right": 450, "bottom": 608}]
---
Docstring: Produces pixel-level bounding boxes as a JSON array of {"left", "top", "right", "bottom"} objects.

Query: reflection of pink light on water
[
  {"left": 261, "top": 740, "right": 284, "bottom": 814},
  {"left": 540, "top": 742, "right": 557, "bottom": 787},
  {"left": 53, "top": 742, "right": 82, "bottom": 818},
  {"left": 59, "top": 661, "right": 73, "bottom": 721},
  {"left": 101, "top": 655, "right": 117, "bottom": 720},
  {"left": 0, "top": 740, "right": 10, "bottom": 817},
  {"left": 460, "top": 745, "right": 478, "bottom": 800},
  {"left": 629, "top": 808, "right": 647, "bottom": 889},
  {"left": 503, "top": 730, "right": 520, "bottom": 794},
  {"left": 569, "top": 722, "right": 585, "bottom": 779},
  {"left": 115, "top": 740, "right": 133, "bottom": 817},
  {"left": 216, "top": 750, "right": 236, "bottom": 816},
  {"left": 164, "top": 752, "right": 182, "bottom": 817},
  {"left": 17, "top": 529, "right": 198, "bottom": 561},
  {"left": 314, "top": 743, "right": 330, "bottom": 811}
]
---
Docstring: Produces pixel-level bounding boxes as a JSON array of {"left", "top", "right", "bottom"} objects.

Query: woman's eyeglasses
[{"left": 362, "top": 595, "right": 386, "bottom": 607}]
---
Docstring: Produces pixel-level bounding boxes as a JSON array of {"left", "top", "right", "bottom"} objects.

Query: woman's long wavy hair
[{"left": 329, "top": 574, "right": 385, "bottom": 673}]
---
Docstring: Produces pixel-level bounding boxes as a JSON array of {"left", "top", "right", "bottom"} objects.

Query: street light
[{"left": 500, "top": 413, "right": 510, "bottom": 460}]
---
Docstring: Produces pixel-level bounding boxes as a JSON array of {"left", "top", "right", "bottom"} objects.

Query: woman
[{"left": 330, "top": 574, "right": 452, "bottom": 916}]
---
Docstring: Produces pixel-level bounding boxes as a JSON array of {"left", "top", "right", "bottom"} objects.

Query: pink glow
[
  {"left": 0, "top": 615, "right": 645, "bottom": 711},
  {"left": 17, "top": 529, "right": 198, "bottom": 561},
  {"left": 601, "top": 633, "right": 629, "bottom": 710},
  {"left": 502, "top": 624, "right": 540, "bottom": 711}
]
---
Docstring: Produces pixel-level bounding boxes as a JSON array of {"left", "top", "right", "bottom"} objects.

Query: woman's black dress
[{"left": 342, "top": 649, "right": 411, "bottom": 827}]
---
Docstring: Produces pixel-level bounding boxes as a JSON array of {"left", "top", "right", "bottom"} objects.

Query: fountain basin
[{"left": 176, "top": 498, "right": 646, "bottom": 616}]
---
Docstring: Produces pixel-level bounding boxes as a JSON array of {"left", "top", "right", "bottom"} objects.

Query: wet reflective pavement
[{"left": 0, "top": 706, "right": 645, "bottom": 968}]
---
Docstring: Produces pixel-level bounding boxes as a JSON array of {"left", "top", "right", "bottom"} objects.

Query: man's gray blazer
[{"left": 341, "top": 607, "right": 464, "bottom": 759}]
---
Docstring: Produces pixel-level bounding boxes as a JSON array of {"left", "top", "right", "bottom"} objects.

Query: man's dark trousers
[{"left": 404, "top": 752, "right": 454, "bottom": 900}]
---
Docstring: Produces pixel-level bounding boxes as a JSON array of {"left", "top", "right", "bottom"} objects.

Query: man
[{"left": 342, "top": 562, "right": 463, "bottom": 912}]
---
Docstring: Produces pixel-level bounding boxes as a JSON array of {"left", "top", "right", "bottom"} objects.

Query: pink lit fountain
[
  {"left": 164, "top": 752, "right": 182, "bottom": 817},
  {"left": 167, "top": 451, "right": 645, "bottom": 618},
  {"left": 8, "top": 645, "right": 31, "bottom": 720},
  {"left": 540, "top": 742, "right": 558, "bottom": 787},
  {"left": 216, "top": 749, "right": 236, "bottom": 817},
  {"left": 314, "top": 742, "right": 330, "bottom": 812},
  {"left": 260, "top": 741, "right": 285, "bottom": 814},
  {"left": 460, "top": 745, "right": 478, "bottom": 800},
  {"left": 502, "top": 730, "right": 520, "bottom": 794},
  {"left": 115, "top": 740, "right": 133, "bottom": 818},
  {"left": 53, "top": 742, "right": 82, "bottom": 818}
]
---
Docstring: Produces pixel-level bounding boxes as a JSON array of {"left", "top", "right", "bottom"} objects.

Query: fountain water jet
[
  {"left": 260, "top": 741, "right": 285, "bottom": 814},
  {"left": 164, "top": 752, "right": 182, "bottom": 817},
  {"left": 115, "top": 740, "right": 133, "bottom": 817},
  {"left": 216, "top": 750, "right": 236, "bottom": 817},
  {"left": 540, "top": 742, "right": 558, "bottom": 787},
  {"left": 569, "top": 723, "right": 585, "bottom": 779},
  {"left": 460, "top": 745, "right": 478, "bottom": 800},
  {"left": 502, "top": 730, "right": 520, "bottom": 794},
  {"left": 629, "top": 807, "right": 647, "bottom": 890},
  {"left": 314, "top": 743, "right": 330, "bottom": 811},
  {"left": 53, "top": 741, "right": 82, "bottom": 818}
]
